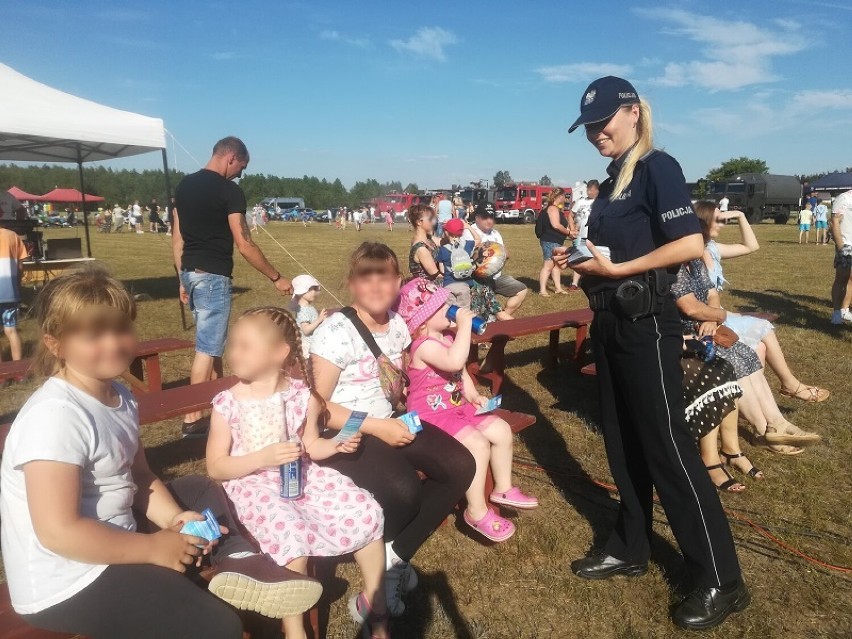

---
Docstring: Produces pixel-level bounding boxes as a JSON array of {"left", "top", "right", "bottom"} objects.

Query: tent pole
[
  {"left": 76, "top": 145, "right": 92, "bottom": 258},
  {"left": 162, "top": 149, "right": 187, "bottom": 330}
]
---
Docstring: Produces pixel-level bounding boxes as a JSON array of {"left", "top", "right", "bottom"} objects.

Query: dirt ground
[{"left": 1, "top": 219, "right": 849, "bottom": 639}]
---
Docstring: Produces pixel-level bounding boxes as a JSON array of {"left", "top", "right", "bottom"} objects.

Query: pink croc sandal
[
  {"left": 490, "top": 486, "right": 539, "bottom": 510},
  {"left": 463, "top": 508, "right": 515, "bottom": 542}
]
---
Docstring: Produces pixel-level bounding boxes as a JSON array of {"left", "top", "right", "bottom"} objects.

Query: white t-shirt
[
  {"left": 571, "top": 197, "right": 595, "bottom": 239},
  {"left": 461, "top": 225, "right": 505, "bottom": 278},
  {"left": 832, "top": 190, "right": 852, "bottom": 247},
  {"left": 311, "top": 311, "right": 411, "bottom": 418},
  {"left": 0, "top": 378, "right": 140, "bottom": 614},
  {"left": 719, "top": 197, "right": 729, "bottom": 212}
]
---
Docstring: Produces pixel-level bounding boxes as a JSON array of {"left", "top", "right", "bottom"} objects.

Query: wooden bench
[
  {"left": 466, "top": 308, "right": 594, "bottom": 394},
  {"left": 0, "top": 583, "right": 78, "bottom": 639},
  {"left": 580, "top": 312, "right": 781, "bottom": 377},
  {"left": 0, "top": 338, "right": 194, "bottom": 392},
  {"left": 0, "top": 376, "right": 237, "bottom": 451}
]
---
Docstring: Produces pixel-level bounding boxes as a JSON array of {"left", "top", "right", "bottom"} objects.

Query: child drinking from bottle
[
  {"left": 395, "top": 279, "right": 538, "bottom": 543},
  {"left": 205, "top": 306, "right": 389, "bottom": 639},
  {"left": 0, "top": 268, "right": 321, "bottom": 639}
]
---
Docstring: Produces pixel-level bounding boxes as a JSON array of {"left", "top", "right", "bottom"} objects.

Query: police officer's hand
[
  {"left": 571, "top": 242, "right": 621, "bottom": 278},
  {"left": 698, "top": 321, "right": 718, "bottom": 338},
  {"left": 551, "top": 246, "right": 570, "bottom": 269}
]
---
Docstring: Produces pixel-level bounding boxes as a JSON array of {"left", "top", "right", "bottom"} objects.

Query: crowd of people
[
  {"left": 94, "top": 198, "right": 175, "bottom": 235},
  {"left": 1, "top": 73, "right": 850, "bottom": 639}
]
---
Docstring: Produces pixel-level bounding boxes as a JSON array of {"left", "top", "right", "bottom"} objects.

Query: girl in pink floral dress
[{"left": 206, "top": 306, "right": 390, "bottom": 639}]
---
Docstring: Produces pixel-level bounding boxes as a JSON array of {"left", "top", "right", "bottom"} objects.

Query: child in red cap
[
  {"left": 435, "top": 218, "right": 510, "bottom": 322},
  {"left": 395, "top": 278, "right": 538, "bottom": 543}
]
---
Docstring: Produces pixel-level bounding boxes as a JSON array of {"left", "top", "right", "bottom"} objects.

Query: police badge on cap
[{"left": 569, "top": 76, "right": 641, "bottom": 133}]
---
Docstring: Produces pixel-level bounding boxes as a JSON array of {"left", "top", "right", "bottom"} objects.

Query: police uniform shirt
[{"left": 583, "top": 150, "right": 701, "bottom": 293}]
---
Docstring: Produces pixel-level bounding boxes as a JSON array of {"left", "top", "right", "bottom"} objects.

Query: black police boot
[
  {"left": 570, "top": 551, "right": 648, "bottom": 580},
  {"left": 672, "top": 578, "right": 751, "bottom": 630}
]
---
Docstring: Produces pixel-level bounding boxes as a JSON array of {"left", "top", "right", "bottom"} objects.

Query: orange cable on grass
[{"left": 511, "top": 458, "right": 852, "bottom": 575}]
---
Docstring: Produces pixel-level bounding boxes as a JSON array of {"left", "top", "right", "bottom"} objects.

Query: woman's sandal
[
  {"left": 766, "top": 443, "right": 805, "bottom": 455},
  {"left": 720, "top": 450, "right": 764, "bottom": 480},
  {"left": 348, "top": 592, "right": 391, "bottom": 639},
  {"left": 463, "top": 507, "right": 516, "bottom": 542},
  {"left": 779, "top": 384, "right": 830, "bottom": 403},
  {"left": 765, "top": 421, "right": 821, "bottom": 446},
  {"left": 539, "top": 292, "right": 552, "bottom": 297},
  {"left": 705, "top": 463, "right": 745, "bottom": 493}
]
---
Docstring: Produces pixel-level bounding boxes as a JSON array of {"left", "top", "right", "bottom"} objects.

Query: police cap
[{"left": 568, "top": 76, "right": 641, "bottom": 133}]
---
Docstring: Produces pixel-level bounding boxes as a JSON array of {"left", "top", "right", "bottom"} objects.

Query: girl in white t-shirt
[
  {"left": 0, "top": 268, "right": 320, "bottom": 639},
  {"left": 311, "top": 242, "right": 475, "bottom": 617}
]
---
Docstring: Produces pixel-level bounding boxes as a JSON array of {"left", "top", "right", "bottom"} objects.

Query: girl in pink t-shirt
[{"left": 396, "top": 279, "right": 537, "bottom": 543}]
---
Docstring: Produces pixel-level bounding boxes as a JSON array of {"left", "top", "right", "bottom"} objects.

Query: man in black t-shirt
[{"left": 172, "top": 136, "right": 292, "bottom": 437}]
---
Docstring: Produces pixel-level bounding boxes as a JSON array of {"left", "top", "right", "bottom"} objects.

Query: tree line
[{"left": 0, "top": 164, "right": 420, "bottom": 210}]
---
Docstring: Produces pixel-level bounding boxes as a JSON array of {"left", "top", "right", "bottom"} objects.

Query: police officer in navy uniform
[{"left": 554, "top": 77, "right": 750, "bottom": 630}]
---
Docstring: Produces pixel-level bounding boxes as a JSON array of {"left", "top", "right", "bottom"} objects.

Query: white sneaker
[
  {"left": 384, "top": 561, "right": 418, "bottom": 617},
  {"left": 842, "top": 310, "right": 852, "bottom": 324}
]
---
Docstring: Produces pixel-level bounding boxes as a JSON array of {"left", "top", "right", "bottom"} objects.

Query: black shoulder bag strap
[{"left": 340, "top": 306, "right": 383, "bottom": 359}]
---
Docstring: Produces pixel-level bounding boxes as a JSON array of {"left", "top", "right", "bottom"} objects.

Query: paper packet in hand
[
  {"left": 474, "top": 395, "right": 502, "bottom": 415},
  {"left": 398, "top": 411, "right": 423, "bottom": 434},
  {"left": 334, "top": 411, "right": 368, "bottom": 442},
  {"left": 180, "top": 508, "right": 221, "bottom": 547}
]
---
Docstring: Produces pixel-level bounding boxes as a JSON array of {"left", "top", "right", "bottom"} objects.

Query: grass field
[{"left": 1, "top": 220, "right": 850, "bottom": 639}]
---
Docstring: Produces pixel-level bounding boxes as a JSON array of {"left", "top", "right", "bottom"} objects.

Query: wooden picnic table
[
  {"left": 21, "top": 258, "right": 96, "bottom": 287},
  {"left": 0, "top": 337, "right": 194, "bottom": 392},
  {"left": 466, "top": 308, "right": 594, "bottom": 394}
]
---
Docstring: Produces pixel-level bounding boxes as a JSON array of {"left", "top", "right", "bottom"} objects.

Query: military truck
[{"left": 708, "top": 174, "right": 801, "bottom": 224}]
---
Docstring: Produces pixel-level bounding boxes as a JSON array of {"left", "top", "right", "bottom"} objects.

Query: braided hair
[{"left": 237, "top": 305, "right": 329, "bottom": 426}]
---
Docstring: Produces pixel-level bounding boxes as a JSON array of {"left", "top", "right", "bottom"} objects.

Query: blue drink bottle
[
  {"left": 279, "top": 437, "right": 304, "bottom": 500},
  {"left": 446, "top": 305, "right": 488, "bottom": 335}
]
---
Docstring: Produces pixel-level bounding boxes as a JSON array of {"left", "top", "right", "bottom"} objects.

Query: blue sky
[{"left": 3, "top": 0, "right": 852, "bottom": 188}]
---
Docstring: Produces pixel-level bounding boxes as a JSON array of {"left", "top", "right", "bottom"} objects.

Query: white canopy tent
[{"left": 0, "top": 63, "right": 171, "bottom": 256}]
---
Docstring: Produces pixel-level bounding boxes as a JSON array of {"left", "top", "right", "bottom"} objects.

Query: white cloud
[
  {"left": 319, "top": 29, "right": 370, "bottom": 48},
  {"left": 535, "top": 62, "right": 633, "bottom": 84},
  {"left": 390, "top": 27, "right": 457, "bottom": 62},
  {"left": 693, "top": 88, "right": 852, "bottom": 137},
  {"left": 637, "top": 8, "right": 807, "bottom": 91},
  {"left": 211, "top": 51, "right": 238, "bottom": 61}
]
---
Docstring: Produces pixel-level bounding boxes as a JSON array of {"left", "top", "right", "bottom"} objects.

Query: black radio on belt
[{"left": 590, "top": 269, "right": 673, "bottom": 321}]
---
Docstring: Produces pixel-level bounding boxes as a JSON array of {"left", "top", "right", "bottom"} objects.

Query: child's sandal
[
  {"left": 490, "top": 486, "right": 539, "bottom": 510},
  {"left": 463, "top": 507, "right": 515, "bottom": 542},
  {"left": 348, "top": 592, "right": 391, "bottom": 639}
]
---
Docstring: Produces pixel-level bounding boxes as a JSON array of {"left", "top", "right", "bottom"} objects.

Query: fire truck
[
  {"left": 493, "top": 183, "right": 572, "bottom": 224},
  {"left": 374, "top": 192, "right": 441, "bottom": 219}
]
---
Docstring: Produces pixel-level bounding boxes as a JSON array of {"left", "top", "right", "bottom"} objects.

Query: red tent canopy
[
  {"left": 41, "top": 187, "right": 104, "bottom": 203},
  {"left": 6, "top": 186, "right": 46, "bottom": 201}
]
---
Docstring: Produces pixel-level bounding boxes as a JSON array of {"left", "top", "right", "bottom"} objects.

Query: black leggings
[
  {"left": 22, "top": 476, "right": 252, "bottom": 639},
  {"left": 322, "top": 422, "right": 475, "bottom": 561}
]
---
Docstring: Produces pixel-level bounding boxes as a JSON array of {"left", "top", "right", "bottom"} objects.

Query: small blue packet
[
  {"left": 474, "top": 395, "right": 502, "bottom": 415},
  {"left": 398, "top": 411, "right": 423, "bottom": 434},
  {"left": 180, "top": 508, "right": 222, "bottom": 546}
]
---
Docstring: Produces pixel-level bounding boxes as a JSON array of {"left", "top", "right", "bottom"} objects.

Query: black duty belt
[{"left": 588, "top": 270, "right": 675, "bottom": 321}]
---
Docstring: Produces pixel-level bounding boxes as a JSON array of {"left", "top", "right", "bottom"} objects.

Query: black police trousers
[{"left": 592, "top": 298, "right": 741, "bottom": 588}]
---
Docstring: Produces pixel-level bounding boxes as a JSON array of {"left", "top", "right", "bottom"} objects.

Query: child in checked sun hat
[
  {"left": 288, "top": 274, "right": 327, "bottom": 357},
  {"left": 395, "top": 278, "right": 538, "bottom": 543}
]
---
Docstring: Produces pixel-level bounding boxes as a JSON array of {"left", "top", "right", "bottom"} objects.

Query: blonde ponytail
[{"left": 611, "top": 100, "right": 654, "bottom": 200}]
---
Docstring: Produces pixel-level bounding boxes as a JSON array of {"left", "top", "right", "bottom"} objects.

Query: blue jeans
[
  {"left": 180, "top": 271, "right": 232, "bottom": 358},
  {"left": 540, "top": 240, "right": 563, "bottom": 261}
]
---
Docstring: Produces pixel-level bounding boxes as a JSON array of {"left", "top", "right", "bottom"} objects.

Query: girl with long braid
[{"left": 206, "top": 306, "right": 390, "bottom": 639}]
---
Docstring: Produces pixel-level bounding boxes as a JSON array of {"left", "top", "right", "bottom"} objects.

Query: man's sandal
[
  {"left": 720, "top": 450, "right": 764, "bottom": 480},
  {"left": 779, "top": 384, "right": 830, "bottom": 403},
  {"left": 705, "top": 463, "right": 745, "bottom": 493}
]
